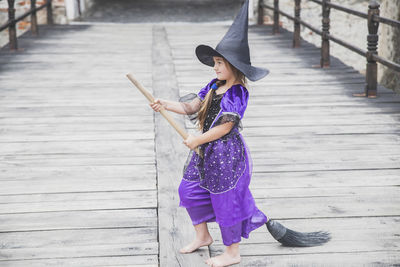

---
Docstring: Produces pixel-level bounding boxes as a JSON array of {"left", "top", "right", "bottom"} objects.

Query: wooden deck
[{"left": 0, "top": 22, "right": 399, "bottom": 266}]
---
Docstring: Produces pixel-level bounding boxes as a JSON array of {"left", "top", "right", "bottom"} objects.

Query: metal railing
[
  {"left": 258, "top": 0, "right": 400, "bottom": 98},
  {"left": 0, "top": 0, "right": 53, "bottom": 51}
]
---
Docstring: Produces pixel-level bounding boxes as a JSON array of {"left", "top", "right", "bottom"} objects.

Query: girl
[
  {"left": 150, "top": 54, "right": 268, "bottom": 267},
  {"left": 149, "top": 1, "right": 330, "bottom": 266}
]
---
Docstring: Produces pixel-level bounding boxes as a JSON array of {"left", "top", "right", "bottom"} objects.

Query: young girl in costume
[
  {"left": 151, "top": 55, "right": 266, "bottom": 267},
  {"left": 150, "top": 1, "right": 330, "bottom": 266}
]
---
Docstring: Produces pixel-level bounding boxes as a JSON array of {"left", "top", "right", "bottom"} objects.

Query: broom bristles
[{"left": 266, "top": 219, "right": 331, "bottom": 247}]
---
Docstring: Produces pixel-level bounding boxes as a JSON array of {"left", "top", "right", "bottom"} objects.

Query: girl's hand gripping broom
[{"left": 126, "top": 73, "right": 200, "bottom": 156}]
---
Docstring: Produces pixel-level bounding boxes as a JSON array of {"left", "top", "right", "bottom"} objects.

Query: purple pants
[{"left": 179, "top": 178, "right": 268, "bottom": 246}]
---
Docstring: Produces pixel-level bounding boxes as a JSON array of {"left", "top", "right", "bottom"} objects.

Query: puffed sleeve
[
  {"left": 178, "top": 78, "right": 218, "bottom": 125},
  {"left": 213, "top": 84, "right": 249, "bottom": 132}
]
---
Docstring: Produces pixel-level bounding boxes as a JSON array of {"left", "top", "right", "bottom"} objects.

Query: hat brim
[
  {"left": 195, "top": 44, "right": 269, "bottom": 82},
  {"left": 195, "top": 45, "right": 222, "bottom": 67}
]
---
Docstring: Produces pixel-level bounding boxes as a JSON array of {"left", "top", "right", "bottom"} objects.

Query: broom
[
  {"left": 266, "top": 219, "right": 331, "bottom": 247},
  {"left": 127, "top": 73, "right": 332, "bottom": 247}
]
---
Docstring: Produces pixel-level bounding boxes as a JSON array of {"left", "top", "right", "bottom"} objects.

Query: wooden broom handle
[{"left": 126, "top": 73, "right": 200, "bottom": 155}]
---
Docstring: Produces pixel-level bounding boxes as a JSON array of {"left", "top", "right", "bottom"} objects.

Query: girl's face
[{"left": 213, "top": 56, "right": 234, "bottom": 81}]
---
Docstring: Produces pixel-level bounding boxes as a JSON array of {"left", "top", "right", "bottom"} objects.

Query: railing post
[
  {"left": 46, "top": 0, "right": 53, "bottom": 25},
  {"left": 258, "top": 0, "right": 264, "bottom": 25},
  {"left": 31, "top": 0, "right": 38, "bottom": 36},
  {"left": 365, "top": 0, "right": 380, "bottom": 97},
  {"left": 77, "top": 0, "right": 82, "bottom": 16},
  {"left": 7, "top": 0, "right": 17, "bottom": 50},
  {"left": 321, "top": 0, "right": 330, "bottom": 67},
  {"left": 293, "top": 0, "right": 301, "bottom": 47},
  {"left": 273, "top": 0, "right": 279, "bottom": 34}
]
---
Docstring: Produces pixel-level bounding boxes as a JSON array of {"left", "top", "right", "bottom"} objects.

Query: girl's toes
[{"left": 179, "top": 245, "right": 191, "bottom": 254}]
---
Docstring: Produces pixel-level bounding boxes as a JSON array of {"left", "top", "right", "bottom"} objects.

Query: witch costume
[
  {"left": 179, "top": 78, "right": 268, "bottom": 246},
  {"left": 178, "top": 0, "right": 331, "bottom": 248}
]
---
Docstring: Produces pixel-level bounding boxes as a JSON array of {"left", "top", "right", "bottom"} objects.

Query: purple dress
[{"left": 178, "top": 78, "right": 268, "bottom": 246}]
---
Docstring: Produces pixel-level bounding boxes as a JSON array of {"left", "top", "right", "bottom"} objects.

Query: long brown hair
[{"left": 197, "top": 58, "right": 247, "bottom": 132}]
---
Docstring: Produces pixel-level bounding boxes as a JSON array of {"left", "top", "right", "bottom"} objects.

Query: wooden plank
[
  {"left": 0, "top": 155, "right": 155, "bottom": 167},
  {"left": 0, "top": 164, "right": 156, "bottom": 180},
  {"left": 249, "top": 186, "right": 400, "bottom": 199},
  {"left": 241, "top": 124, "right": 400, "bottom": 136},
  {"left": 0, "top": 133, "right": 155, "bottom": 142},
  {"left": 253, "top": 196, "right": 400, "bottom": 219},
  {"left": 0, "top": 170, "right": 156, "bottom": 195},
  {"left": 211, "top": 238, "right": 400, "bottom": 256},
  {"left": 0, "top": 116, "right": 153, "bottom": 125},
  {"left": 0, "top": 179, "right": 156, "bottom": 195},
  {"left": 239, "top": 252, "right": 400, "bottom": 267},
  {"left": 250, "top": 169, "right": 400, "bottom": 188},
  {"left": 0, "top": 242, "right": 158, "bottom": 261},
  {"left": 1, "top": 227, "right": 157, "bottom": 247},
  {"left": 251, "top": 162, "right": 399, "bottom": 173},
  {"left": 247, "top": 133, "right": 400, "bottom": 146},
  {"left": 0, "top": 190, "right": 157, "bottom": 214},
  {"left": 244, "top": 106, "right": 400, "bottom": 116},
  {"left": 0, "top": 99, "right": 155, "bottom": 106},
  {"left": 153, "top": 25, "right": 210, "bottom": 266},
  {"left": 0, "top": 140, "right": 155, "bottom": 156},
  {"left": 0, "top": 124, "right": 155, "bottom": 134},
  {"left": 0, "top": 209, "right": 157, "bottom": 232},
  {"left": 0, "top": 256, "right": 158, "bottom": 267}
]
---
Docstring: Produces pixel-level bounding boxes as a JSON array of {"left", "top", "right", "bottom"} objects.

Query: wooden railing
[
  {"left": 258, "top": 0, "right": 400, "bottom": 98},
  {"left": 0, "top": 0, "right": 53, "bottom": 51}
]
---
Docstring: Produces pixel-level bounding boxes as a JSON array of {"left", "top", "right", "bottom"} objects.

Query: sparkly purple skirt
[
  {"left": 178, "top": 129, "right": 268, "bottom": 245},
  {"left": 182, "top": 128, "right": 247, "bottom": 194}
]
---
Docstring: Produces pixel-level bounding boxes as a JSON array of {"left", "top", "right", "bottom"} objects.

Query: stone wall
[
  {"left": 260, "top": 0, "right": 400, "bottom": 93},
  {"left": 378, "top": 0, "right": 400, "bottom": 93}
]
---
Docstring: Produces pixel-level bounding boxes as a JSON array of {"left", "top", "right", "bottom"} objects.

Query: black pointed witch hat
[{"left": 195, "top": 0, "right": 269, "bottom": 82}]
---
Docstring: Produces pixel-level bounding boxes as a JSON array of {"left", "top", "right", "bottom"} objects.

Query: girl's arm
[
  {"left": 183, "top": 122, "right": 235, "bottom": 149},
  {"left": 149, "top": 98, "right": 201, "bottom": 115}
]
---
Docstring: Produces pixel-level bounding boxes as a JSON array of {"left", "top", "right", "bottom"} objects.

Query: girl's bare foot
[
  {"left": 205, "top": 242, "right": 240, "bottom": 267},
  {"left": 205, "top": 251, "right": 241, "bottom": 267},
  {"left": 179, "top": 235, "right": 213, "bottom": 254}
]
